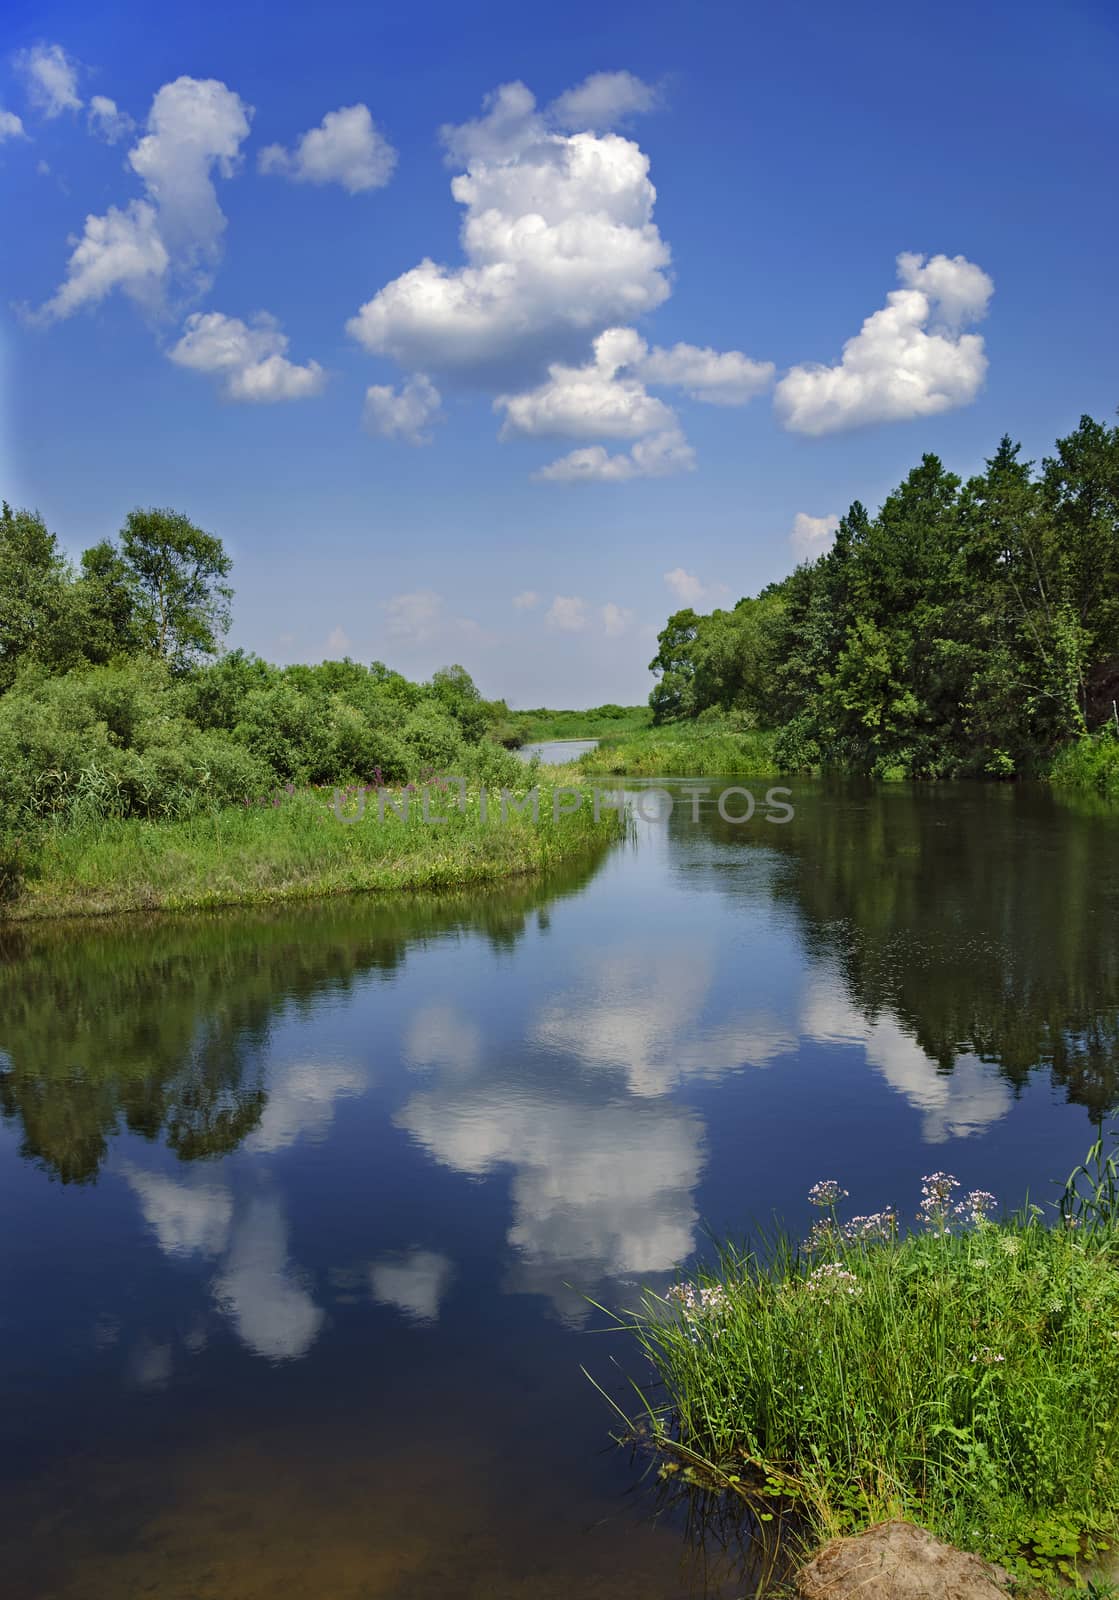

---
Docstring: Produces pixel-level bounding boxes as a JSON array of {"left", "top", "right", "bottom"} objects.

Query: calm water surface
[
  {"left": 1, "top": 781, "right": 1117, "bottom": 1598},
  {"left": 517, "top": 737, "right": 599, "bottom": 764}
]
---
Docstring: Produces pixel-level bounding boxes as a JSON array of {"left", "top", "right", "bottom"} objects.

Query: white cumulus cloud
[
  {"left": 601, "top": 601, "right": 634, "bottom": 636},
  {"left": 550, "top": 70, "right": 661, "bottom": 130},
  {"left": 36, "top": 200, "right": 170, "bottom": 321},
  {"left": 537, "top": 426, "right": 695, "bottom": 483},
  {"left": 790, "top": 512, "right": 839, "bottom": 560},
  {"left": 0, "top": 109, "right": 26, "bottom": 142},
  {"left": 636, "top": 340, "right": 775, "bottom": 404},
  {"left": 346, "top": 76, "right": 769, "bottom": 483},
  {"left": 382, "top": 590, "right": 486, "bottom": 649},
  {"left": 498, "top": 325, "right": 767, "bottom": 479},
  {"left": 16, "top": 42, "right": 82, "bottom": 118},
  {"left": 512, "top": 590, "right": 539, "bottom": 610},
  {"left": 37, "top": 75, "right": 252, "bottom": 322},
  {"left": 775, "top": 251, "right": 994, "bottom": 436},
  {"left": 663, "top": 568, "right": 730, "bottom": 606},
  {"left": 386, "top": 589, "right": 443, "bottom": 643},
  {"left": 128, "top": 77, "right": 251, "bottom": 266},
  {"left": 362, "top": 373, "right": 442, "bottom": 443},
  {"left": 546, "top": 595, "right": 589, "bottom": 632},
  {"left": 347, "top": 80, "right": 672, "bottom": 382},
  {"left": 497, "top": 329, "right": 675, "bottom": 441},
  {"left": 259, "top": 103, "right": 396, "bottom": 194},
  {"left": 168, "top": 310, "right": 325, "bottom": 403},
  {"left": 87, "top": 94, "right": 135, "bottom": 144}
]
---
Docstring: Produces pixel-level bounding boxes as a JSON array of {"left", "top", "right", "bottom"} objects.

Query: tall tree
[
  {"left": 1041, "top": 415, "right": 1119, "bottom": 725},
  {"left": 119, "top": 507, "right": 233, "bottom": 670},
  {"left": 0, "top": 503, "right": 72, "bottom": 691},
  {"left": 648, "top": 607, "right": 701, "bottom": 722},
  {"left": 73, "top": 538, "right": 143, "bottom": 664}
]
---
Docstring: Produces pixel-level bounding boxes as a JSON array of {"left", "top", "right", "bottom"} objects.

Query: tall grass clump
[
  {"left": 582, "top": 727, "right": 781, "bottom": 778},
  {"left": 512, "top": 704, "right": 652, "bottom": 743},
  {"left": 7, "top": 776, "right": 626, "bottom": 919},
  {"left": 617, "top": 1139, "right": 1119, "bottom": 1590},
  {"left": 1050, "top": 727, "right": 1119, "bottom": 803}
]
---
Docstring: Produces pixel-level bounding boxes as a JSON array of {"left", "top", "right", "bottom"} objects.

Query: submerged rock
[{"left": 796, "top": 1521, "right": 1012, "bottom": 1600}]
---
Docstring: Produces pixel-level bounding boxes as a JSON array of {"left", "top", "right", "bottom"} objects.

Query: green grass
[
  {"left": 3, "top": 779, "right": 625, "bottom": 919},
  {"left": 1051, "top": 730, "right": 1119, "bottom": 804},
  {"left": 581, "top": 725, "right": 781, "bottom": 778},
  {"left": 611, "top": 1140, "right": 1119, "bottom": 1592},
  {"left": 508, "top": 704, "right": 652, "bottom": 743}
]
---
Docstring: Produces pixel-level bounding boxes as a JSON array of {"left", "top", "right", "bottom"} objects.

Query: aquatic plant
[{"left": 611, "top": 1139, "right": 1119, "bottom": 1592}]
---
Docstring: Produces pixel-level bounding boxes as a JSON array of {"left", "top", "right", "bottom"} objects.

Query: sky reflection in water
[{"left": 0, "top": 781, "right": 1116, "bottom": 1596}]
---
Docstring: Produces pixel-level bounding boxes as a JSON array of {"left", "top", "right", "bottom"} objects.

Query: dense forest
[{"left": 648, "top": 413, "right": 1119, "bottom": 780}]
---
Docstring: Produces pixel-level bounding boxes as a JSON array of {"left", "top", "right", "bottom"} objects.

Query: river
[{"left": 1, "top": 779, "right": 1116, "bottom": 1597}]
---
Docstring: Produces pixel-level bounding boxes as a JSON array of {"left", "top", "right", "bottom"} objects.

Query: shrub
[
  {"left": 461, "top": 737, "right": 528, "bottom": 789},
  {"left": 231, "top": 681, "right": 324, "bottom": 782},
  {"left": 400, "top": 703, "right": 464, "bottom": 769},
  {"left": 618, "top": 1151, "right": 1119, "bottom": 1590},
  {"left": 1051, "top": 728, "right": 1119, "bottom": 801},
  {"left": 0, "top": 665, "right": 273, "bottom": 824},
  {"left": 324, "top": 700, "right": 408, "bottom": 783}
]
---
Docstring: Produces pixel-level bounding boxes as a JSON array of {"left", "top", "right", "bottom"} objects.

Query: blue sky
[{"left": 3, "top": 0, "right": 1117, "bottom": 705}]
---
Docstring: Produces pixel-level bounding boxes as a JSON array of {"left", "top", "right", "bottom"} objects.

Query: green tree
[
  {"left": 1041, "top": 414, "right": 1119, "bottom": 726},
  {"left": 119, "top": 507, "right": 233, "bottom": 669},
  {"left": 73, "top": 538, "right": 143, "bottom": 663},
  {"left": 648, "top": 607, "right": 701, "bottom": 722},
  {"left": 428, "top": 663, "right": 488, "bottom": 741},
  {"left": 0, "top": 503, "right": 73, "bottom": 691}
]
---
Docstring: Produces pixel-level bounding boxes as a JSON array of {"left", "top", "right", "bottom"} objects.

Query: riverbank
[
  {"left": 1, "top": 781, "right": 625, "bottom": 920},
  {"left": 581, "top": 726, "right": 780, "bottom": 778},
  {"left": 575, "top": 720, "right": 1119, "bottom": 803},
  {"left": 505, "top": 703, "right": 650, "bottom": 744},
  {"left": 618, "top": 1142, "right": 1119, "bottom": 1594},
  {"left": 1049, "top": 730, "right": 1119, "bottom": 802}
]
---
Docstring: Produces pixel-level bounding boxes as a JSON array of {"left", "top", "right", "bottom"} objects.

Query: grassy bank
[
  {"left": 1050, "top": 730, "right": 1119, "bottom": 803},
  {"left": 615, "top": 1142, "right": 1119, "bottom": 1592},
  {"left": 582, "top": 724, "right": 781, "bottom": 778},
  {"left": 506, "top": 703, "right": 651, "bottom": 744},
  {"left": 2, "top": 780, "right": 625, "bottom": 920}
]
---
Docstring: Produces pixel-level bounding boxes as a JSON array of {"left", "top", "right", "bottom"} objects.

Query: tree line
[
  {"left": 0, "top": 504, "right": 522, "bottom": 840},
  {"left": 648, "top": 413, "right": 1119, "bottom": 777}
]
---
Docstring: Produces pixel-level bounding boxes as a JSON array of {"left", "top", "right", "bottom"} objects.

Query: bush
[
  {"left": 1050, "top": 728, "right": 1119, "bottom": 801},
  {"left": 231, "top": 681, "right": 323, "bottom": 782},
  {"left": 324, "top": 700, "right": 409, "bottom": 783},
  {"left": 0, "top": 666, "right": 130, "bottom": 820},
  {"left": 0, "top": 665, "right": 274, "bottom": 824},
  {"left": 772, "top": 714, "right": 823, "bottom": 773},
  {"left": 461, "top": 737, "right": 528, "bottom": 789},
  {"left": 400, "top": 703, "right": 464, "bottom": 769},
  {"left": 125, "top": 732, "right": 273, "bottom": 816}
]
